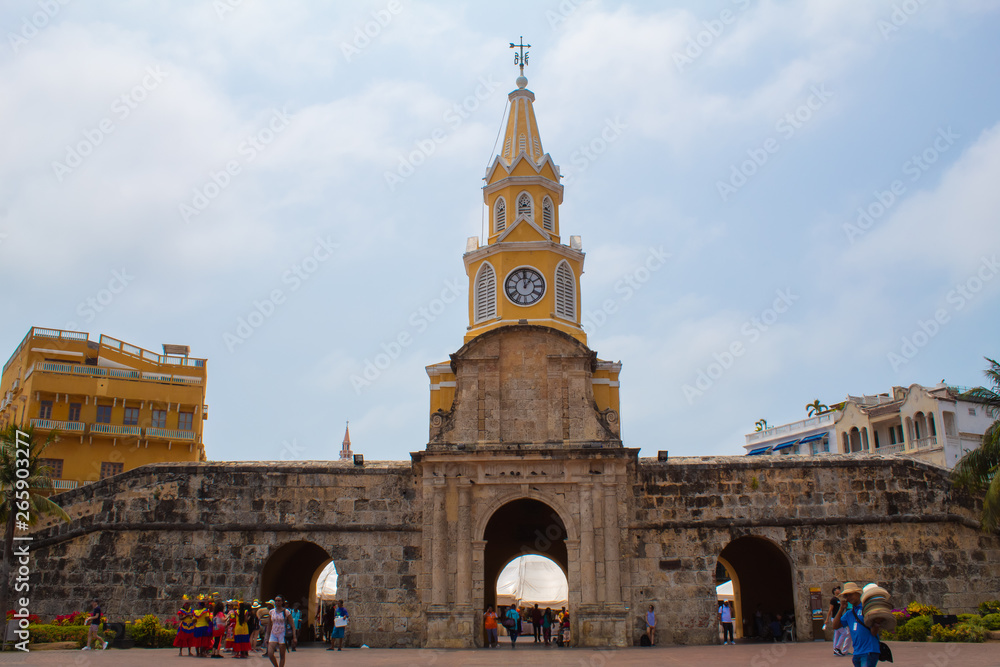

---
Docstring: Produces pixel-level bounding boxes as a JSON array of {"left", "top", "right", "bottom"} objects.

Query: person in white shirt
[
  {"left": 267, "top": 596, "right": 292, "bottom": 667},
  {"left": 719, "top": 600, "right": 735, "bottom": 644}
]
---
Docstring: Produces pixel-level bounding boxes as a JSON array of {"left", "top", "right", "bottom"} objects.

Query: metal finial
[{"left": 509, "top": 36, "right": 530, "bottom": 76}]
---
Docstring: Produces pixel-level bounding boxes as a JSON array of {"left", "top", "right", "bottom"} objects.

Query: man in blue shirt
[{"left": 830, "top": 582, "right": 884, "bottom": 667}]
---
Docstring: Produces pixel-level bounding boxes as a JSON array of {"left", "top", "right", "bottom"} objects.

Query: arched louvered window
[
  {"left": 555, "top": 261, "right": 575, "bottom": 320},
  {"left": 517, "top": 193, "right": 532, "bottom": 219},
  {"left": 533, "top": 137, "right": 541, "bottom": 158},
  {"left": 542, "top": 197, "right": 554, "bottom": 231},
  {"left": 475, "top": 263, "right": 497, "bottom": 322},
  {"left": 518, "top": 133, "right": 526, "bottom": 154},
  {"left": 503, "top": 137, "right": 511, "bottom": 159},
  {"left": 494, "top": 197, "right": 506, "bottom": 233}
]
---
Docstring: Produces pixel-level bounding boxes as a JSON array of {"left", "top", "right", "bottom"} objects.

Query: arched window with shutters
[
  {"left": 554, "top": 261, "right": 575, "bottom": 320},
  {"left": 475, "top": 262, "right": 497, "bottom": 323},
  {"left": 517, "top": 193, "right": 532, "bottom": 220},
  {"left": 518, "top": 133, "right": 526, "bottom": 155},
  {"left": 542, "top": 197, "right": 554, "bottom": 231},
  {"left": 494, "top": 197, "right": 506, "bottom": 233}
]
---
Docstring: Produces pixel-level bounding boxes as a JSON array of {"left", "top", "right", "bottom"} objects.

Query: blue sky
[{"left": 2, "top": 0, "right": 999, "bottom": 462}]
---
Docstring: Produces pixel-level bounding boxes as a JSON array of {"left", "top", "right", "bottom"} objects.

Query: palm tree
[
  {"left": 806, "top": 400, "right": 829, "bottom": 417},
  {"left": 0, "top": 424, "right": 71, "bottom": 620},
  {"left": 755, "top": 419, "right": 768, "bottom": 432},
  {"left": 952, "top": 357, "right": 1000, "bottom": 532}
]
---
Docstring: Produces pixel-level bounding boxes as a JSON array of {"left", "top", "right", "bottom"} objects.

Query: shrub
[
  {"left": 982, "top": 613, "right": 1000, "bottom": 631},
  {"left": 155, "top": 627, "right": 176, "bottom": 647},
  {"left": 128, "top": 614, "right": 165, "bottom": 648},
  {"left": 930, "top": 622, "right": 988, "bottom": 643},
  {"left": 978, "top": 600, "right": 1000, "bottom": 616},
  {"left": 5, "top": 611, "right": 41, "bottom": 624},
  {"left": 958, "top": 613, "right": 984, "bottom": 626},
  {"left": 907, "top": 602, "right": 942, "bottom": 617},
  {"left": 27, "top": 624, "right": 116, "bottom": 647},
  {"left": 53, "top": 611, "right": 87, "bottom": 626},
  {"left": 898, "top": 614, "right": 932, "bottom": 641}
]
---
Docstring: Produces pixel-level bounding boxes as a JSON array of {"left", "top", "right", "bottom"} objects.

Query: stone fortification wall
[
  {"left": 629, "top": 455, "right": 1000, "bottom": 645},
  {"left": 29, "top": 461, "right": 423, "bottom": 648}
]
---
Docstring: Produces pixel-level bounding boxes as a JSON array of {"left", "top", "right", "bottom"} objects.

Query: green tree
[
  {"left": 0, "top": 425, "right": 71, "bottom": 621},
  {"left": 952, "top": 357, "right": 1000, "bottom": 532},
  {"left": 806, "top": 400, "right": 828, "bottom": 417}
]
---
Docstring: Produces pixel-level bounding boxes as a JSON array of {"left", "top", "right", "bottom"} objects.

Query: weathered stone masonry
[{"left": 28, "top": 452, "right": 1000, "bottom": 647}]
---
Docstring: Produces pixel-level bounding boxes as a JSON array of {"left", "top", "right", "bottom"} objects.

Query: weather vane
[{"left": 509, "top": 36, "right": 530, "bottom": 76}]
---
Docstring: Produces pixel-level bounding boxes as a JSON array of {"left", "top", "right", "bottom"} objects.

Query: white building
[{"left": 744, "top": 383, "right": 994, "bottom": 469}]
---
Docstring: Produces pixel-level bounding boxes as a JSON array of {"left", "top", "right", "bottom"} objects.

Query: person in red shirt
[{"left": 483, "top": 606, "right": 498, "bottom": 648}]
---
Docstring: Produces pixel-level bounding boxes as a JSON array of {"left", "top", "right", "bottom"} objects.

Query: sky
[{"left": 2, "top": 0, "right": 999, "bottom": 463}]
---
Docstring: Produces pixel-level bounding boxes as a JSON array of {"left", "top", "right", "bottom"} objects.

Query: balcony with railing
[
  {"left": 746, "top": 413, "right": 836, "bottom": 445},
  {"left": 99, "top": 334, "right": 206, "bottom": 368},
  {"left": 25, "top": 361, "right": 203, "bottom": 386},
  {"left": 51, "top": 480, "right": 79, "bottom": 491},
  {"left": 145, "top": 427, "right": 195, "bottom": 441},
  {"left": 89, "top": 423, "right": 141, "bottom": 436},
  {"left": 912, "top": 436, "right": 939, "bottom": 450},
  {"left": 872, "top": 443, "right": 905, "bottom": 455},
  {"left": 29, "top": 418, "right": 85, "bottom": 432}
]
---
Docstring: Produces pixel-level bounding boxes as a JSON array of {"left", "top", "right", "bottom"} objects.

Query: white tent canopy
[
  {"left": 315, "top": 561, "right": 338, "bottom": 601},
  {"left": 496, "top": 555, "right": 568, "bottom": 609},
  {"left": 717, "top": 579, "right": 734, "bottom": 601}
]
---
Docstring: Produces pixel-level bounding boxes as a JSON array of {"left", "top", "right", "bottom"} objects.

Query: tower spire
[{"left": 340, "top": 421, "right": 353, "bottom": 461}]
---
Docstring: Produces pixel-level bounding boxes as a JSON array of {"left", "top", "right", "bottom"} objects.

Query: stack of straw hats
[{"left": 860, "top": 583, "right": 896, "bottom": 632}]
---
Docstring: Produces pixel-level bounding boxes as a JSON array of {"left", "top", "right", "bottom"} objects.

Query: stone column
[
  {"left": 457, "top": 483, "right": 472, "bottom": 607},
  {"left": 603, "top": 482, "right": 621, "bottom": 605},
  {"left": 580, "top": 484, "right": 596, "bottom": 604},
  {"left": 431, "top": 480, "right": 447, "bottom": 606}
]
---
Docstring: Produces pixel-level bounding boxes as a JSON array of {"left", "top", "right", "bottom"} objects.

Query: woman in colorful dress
[
  {"left": 232, "top": 603, "right": 252, "bottom": 659},
  {"left": 224, "top": 601, "right": 237, "bottom": 653},
  {"left": 193, "top": 600, "right": 213, "bottom": 657},
  {"left": 211, "top": 602, "right": 227, "bottom": 658},
  {"left": 173, "top": 601, "right": 195, "bottom": 656}
]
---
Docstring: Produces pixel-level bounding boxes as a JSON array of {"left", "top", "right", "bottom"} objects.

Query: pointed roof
[
  {"left": 500, "top": 77, "right": 545, "bottom": 166},
  {"left": 340, "top": 422, "right": 352, "bottom": 460}
]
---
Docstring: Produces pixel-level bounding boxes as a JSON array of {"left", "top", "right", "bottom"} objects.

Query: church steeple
[
  {"left": 339, "top": 422, "right": 353, "bottom": 461},
  {"left": 462, "top": 39, "right": 586, "bottom": 345}
]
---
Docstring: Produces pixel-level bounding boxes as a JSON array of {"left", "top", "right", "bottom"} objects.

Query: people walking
[
  {"left": 827, "top": 585, "right": 852, "bottom": 656},
  {"left": 831, "top": 582, "right": 885, "bottom": 667},
  {"left": 484, "top": 606, "right": 498, "bottom": 648},
  {"left": 266, "top": 595, "right": 292, "bottom": 667},
  {"left": 81, "top": 599, "right": 108, "bottom": 651},
  {"left": 646, "top": 604, "right": 656, "bottom": 646},
  {"left": 720, "top": 600, "right": 735, "bottom": 644},
  {"left": 504, "top": 605, "right": 522, "bottom": 648},
  {"left": 542, "top": 607, "right": 553, "bottom": 646},
  {"left": 531, "top": 604, "right": 542, "bottom": 643},
  {"left": 289, "top": 602, "right": 302, "bottom": 651},
  {"left": 328, "top": 600, "right": 349, "bottom": 651}
]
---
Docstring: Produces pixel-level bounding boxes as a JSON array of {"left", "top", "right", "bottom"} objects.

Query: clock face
[{"left": 504, "top": 267, "right": 546, "bottom": 306}]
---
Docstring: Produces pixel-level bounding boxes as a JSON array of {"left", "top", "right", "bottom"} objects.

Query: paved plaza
[{"left": 1, "top": 641, "right": 995, "bottom": 666}]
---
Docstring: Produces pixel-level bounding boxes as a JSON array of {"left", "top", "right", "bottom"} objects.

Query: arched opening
[
  {"left": 849, "top": 427, "right": 862, "bottom": 453},
  {"left": 483, "top": 499, "right": 568, "bottom": 643},
  {"left": 861, "top": 427, "right": 869, "bottom": 452},
  {"left": 260, "top": 541, "right": 332, "bottom": 643},
  {"left": 719, "top": 536, "right": 795, "bottom": 642}
]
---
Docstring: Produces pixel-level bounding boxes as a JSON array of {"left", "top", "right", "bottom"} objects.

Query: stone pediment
[{"left": 428, "top": 325, "right": 621, "bottom": 448}]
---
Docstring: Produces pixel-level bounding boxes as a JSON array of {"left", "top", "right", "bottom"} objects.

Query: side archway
[
  {"left": 718, "top": 536, "right": 795, "bottom": 641},
  {"left": 260, "top": 541, "right": 333, "bottom": 641}
]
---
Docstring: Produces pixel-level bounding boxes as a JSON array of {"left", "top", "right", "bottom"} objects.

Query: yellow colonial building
[
  {"left": 0, "top": 327, "right": 207, "bottom": 489},
  {"left": 427, "top": 71, "right": 621, "bottom": 427}
]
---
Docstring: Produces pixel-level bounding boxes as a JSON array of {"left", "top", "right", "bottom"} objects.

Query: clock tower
[{"left": 425, "top": 42, "right": 622, "bottom": 446}]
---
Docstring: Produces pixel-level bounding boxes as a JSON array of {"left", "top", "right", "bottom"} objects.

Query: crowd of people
[
  {"left": 172, "top": 595, "right": 322, "bottom": 666},
  {"left": 483, "top": 603, "right": 570, "bottom": 648}
]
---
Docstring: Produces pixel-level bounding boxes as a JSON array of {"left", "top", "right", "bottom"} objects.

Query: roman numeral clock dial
[{"left": 504, "top": 267, "right": 545, "bottom": 306}]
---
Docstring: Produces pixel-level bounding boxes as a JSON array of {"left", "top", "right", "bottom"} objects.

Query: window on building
[
  {"left": 929, "top": 413, "right": 936, "bottom": 436},
  {"left": 494, "top": 197, "right": 506, "bottom": 233},
  {"left": 518, "top": 133, "right": 526, "bottom": 154},
  {"left": 96, "top": 405, "right": 112, "bottom": 423},
  {"left": 178, "top": 412, "right": 194, "bottom": 431},
  {"left": 38, "top": 458, "right": 63, "bottom": 479},
  {"left": 873, "top": 431, "right": 880, "bottom": 449},
  {"left": 969, "top": 407, "right": 976, "bottom": 416},
  {"left": 152, "top": 409, "right": 167, "bottom": 429},
  {"left": 68, "top": 403, "right": 81, "bottom": 422},
  {"left": 123, "top": 407, "right": 139, "bottom": 426},
  {"left": 100, "top": 462, "right": 124, "bottom": 479},
  {"left": 542, "top": 197, "right": 554, "bottom": 231},
  {"left": 38, "top": 401, "right": 53, "bottom": 420},
  {"left": 474, "top": 263, "right": 497, "bottom": 323},
  {"left": 896, "top": 425, "right": 904, "bottom": 443},
  {"left": 517, "top": 193, "right": 532, "bottom": 219},
  {"left": 555, "top": 261, "right": 575, "bottom": 320}
]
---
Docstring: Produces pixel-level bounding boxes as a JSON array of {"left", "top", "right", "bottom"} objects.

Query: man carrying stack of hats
[{"left": 830, "top": 581, "right": 894, "bottom": 666}]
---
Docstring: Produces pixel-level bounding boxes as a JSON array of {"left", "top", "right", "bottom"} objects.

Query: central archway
[
  {"left": 260, "top": 541, "right": 332, "bottom": 642},
  {"left": 482, "top": 498, "right": 569, "bottom": 639}
]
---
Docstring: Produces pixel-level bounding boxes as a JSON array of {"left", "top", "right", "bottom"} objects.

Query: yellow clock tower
[{"left": 425, "top": 41, "right": 621, "bottom": 444}]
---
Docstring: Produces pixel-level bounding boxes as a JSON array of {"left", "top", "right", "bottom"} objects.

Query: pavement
[{"left": 1, "top": 641, "right": 995, "bottom": 666}]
